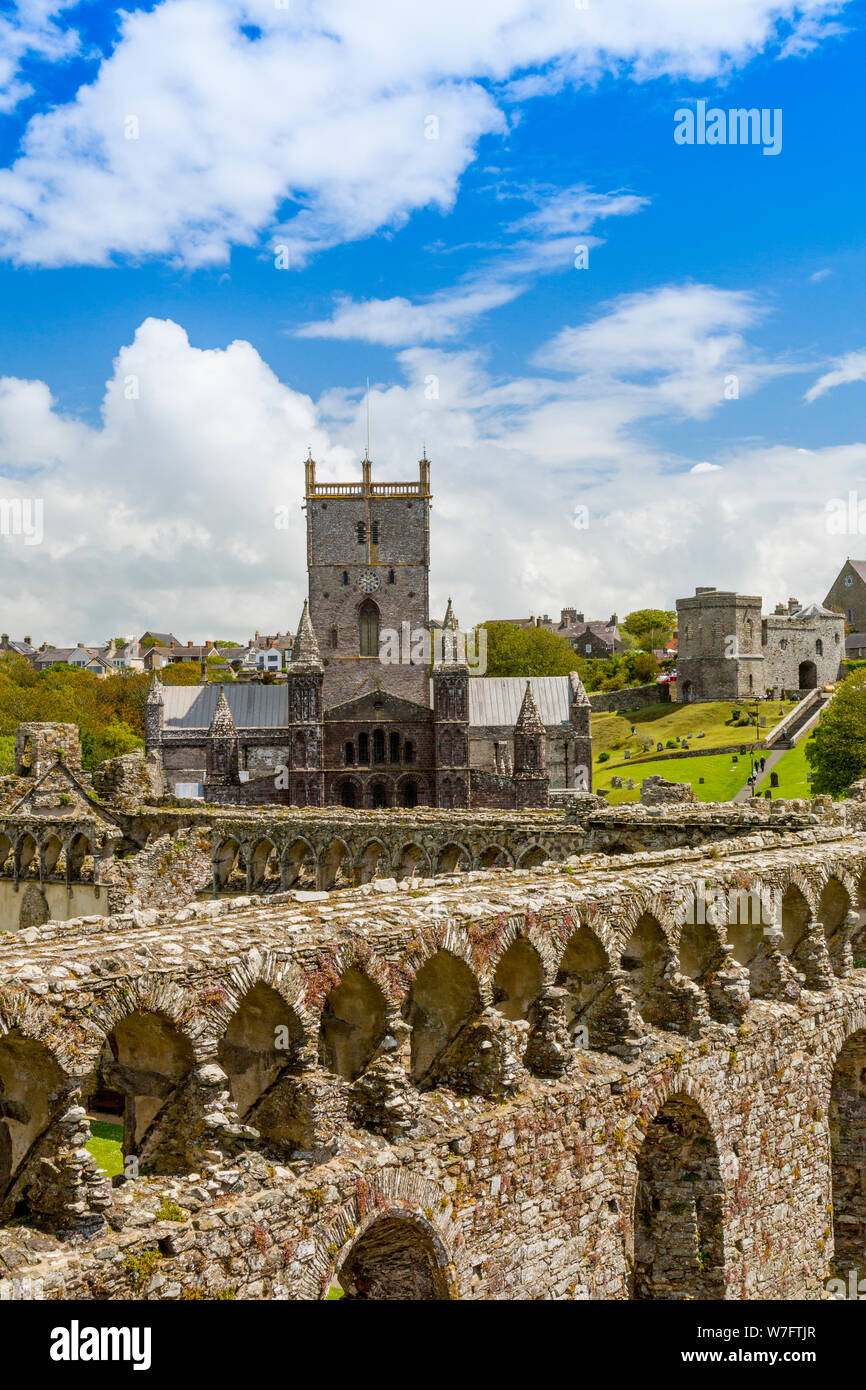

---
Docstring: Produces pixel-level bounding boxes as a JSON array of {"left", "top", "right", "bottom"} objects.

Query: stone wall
[
  {"left": 0, "top": 826, "right": 865, "bottom": 1299},
  {"left": 589, "top": 684, "right": 670, "bottom": 714}
]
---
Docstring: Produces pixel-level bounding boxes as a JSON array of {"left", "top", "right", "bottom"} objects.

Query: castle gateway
[{"left": 145, "top": 457, "right": 592, "bottom": 808}]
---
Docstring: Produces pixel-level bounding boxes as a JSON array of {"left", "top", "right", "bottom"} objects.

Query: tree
[
  {"left": 160, "top": 663, "right": 202, "bottom": 686},
  {"left": 479, "top": 622, "right": 578, "bottom": 677},
  {"left": 632, "top": 650, "right": 660, "bottom": 683},
  {"left": 622, "top": 609, "right": 676, "bottom": 652},
  {"left": 805, "top": 669, "right": 866, "bottom": 796}
]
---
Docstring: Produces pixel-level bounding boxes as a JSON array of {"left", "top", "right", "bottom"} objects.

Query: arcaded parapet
[{"left": 0, "top": 825, "right": 865, "bottom": 1299}]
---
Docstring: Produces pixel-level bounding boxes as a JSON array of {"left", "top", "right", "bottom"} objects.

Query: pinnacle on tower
[
  {"left": 146, "top": 671, "right": 164, "bottom": 705},
  {"left": 208, "top": 686, "right": 236, "bottom": 736},
  {"left": 443, "top": 597, "right": 458, "bottom": 630},
  {"left": 515, "top": 681, "right": 545, "bottom": 735},
  {"left": 292, "top": 599, "right": 322, "bottom": 669}
]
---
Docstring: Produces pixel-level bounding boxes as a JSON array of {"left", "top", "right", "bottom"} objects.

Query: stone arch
[
  {"left": 249, "top": 837, "right": 280, "bottom": 891},
  {"left": 92, "top": 1009, "right": 195, "bottom": 1163},
  {"left": 281, "top": 837, "right": 317, "bottom": 890},
  {"left": 67, "top": 832, "right": 96, "bottom": 882},
  {"left": 556, "top": 925, "right": 615, "bottom": 1048},
  {"left": 632, "top": 1093, "right": 725, "bottom": 1300},
  {"left": 799, "top": 660, "right": 817, "bottom": 690},
  {"left": 0, "top": 833, "right": 11, "bottom": 874},
  {"left": 15, "top": 833, "right": 38, "bottom": 878},
  {"left": 780, "top": 883, "right": 811, "bottom": 957},
  {"left": 336, "top": 1212, "right": 453, "bottom": 1300},
  {"left": 214, "top": 836, "right": 242, "bottom": 889},
  {"left": 319, "top": 968, "right": 388, "bottom": 1080},
  {"left": 478, "top": 844, "right": 510, "bottom": 870},
  {"left": 217, "top": 981, "right": 304, "bottom": 1120},
  {"left": 405, "top": 949, "right": 481, "bottom": 1083},
  {"left": 517, "top": 844, "right": 548, "bottom": 869},
  {"left": 492, "top": 937, "right": 543, "bottom": 1021},
  {"left": 830, "top": 1026, "right": 866, "bottom": 1269},
  {"left": 820, "top": 877, "right": 853, "bottom": 973},
  {"left": 434, "top": 842, "right": 471, "bottom": 875},
  {"left": 337, "top": 777, "right": 361, "bottom": 809},
  {"left": 395, "top": 843, "right": 430, "bottom": 880},
  {"left": 678, "top": 917, "right": 724, "bottom": 981},
  {"left": 0, "top": 1029, "right": 68, "bottom": 1208},
  {"left": 317, "top": 837, "right": 352, "bottom": 890},
  {"left": 396, "top": 774, "right": 422, "bottom": 809},
  {"left": 354, "top": 840, "right": 388, "bottom": 884},
  {"left": 724, "top": 883, "right": 773, "bottom": 981},
  {"left": 621, "top": 913, "right": 675, "bottom": 1027},
  {"left": 40, "top": 833, "right": 64, "bottom": 878}
]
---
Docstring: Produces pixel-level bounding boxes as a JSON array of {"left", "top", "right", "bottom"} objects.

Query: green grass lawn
[
  {"left": 592, "top": 698, "right": 797, "bottom": 783},
  {"left": 87, "top": 1119, "right": 124, "bottom": 1178},
  {"left": 595, "top": 751, "right": 754, "bottom": 805},
  {"left": 761, "top": 740, "right": 814, "bottom": 799}
]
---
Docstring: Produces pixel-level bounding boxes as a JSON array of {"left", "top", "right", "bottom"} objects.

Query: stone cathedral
[{"left": 145, "top": 456, "right": 592, "bottom": 808}]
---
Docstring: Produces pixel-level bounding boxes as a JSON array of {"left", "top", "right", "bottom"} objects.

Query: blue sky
[{"left": 1, "top": 0, "right": 865, "bottom": 642}]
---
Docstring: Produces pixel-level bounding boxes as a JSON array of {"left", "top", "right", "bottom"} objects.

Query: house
[
  {"left": 557, "top": 610, "right": 624, "bottom": 658},
  {"left": 32, "top": 644, "right": 93, "bottom": 671},
  {"left": 0, "top": 634, "right": 36, "bottom": 658},
  {"left": 142, "top": 645, "right": 173, "bottom": 671},
  {"left": 824, "top": 559, "right": 866, "bottom": 631},
  {"left": 140, "top": 631, "right": 183, "bottom": 649},
  {"left": 846, "top": 632, "right": 866, "bottom": 660}
]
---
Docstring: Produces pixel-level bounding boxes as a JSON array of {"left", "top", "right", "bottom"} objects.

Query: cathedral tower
[{"left": 304, "top": 454, "right": 431, "bottom": 710}]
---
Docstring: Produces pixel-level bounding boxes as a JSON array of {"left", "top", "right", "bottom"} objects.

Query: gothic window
[
  {"left": 345, "top": 741, "right": 355, "bottom": 766},
  {"left": 340, "top": 781, "right": 356, "bottom": 808},
  {"left": 359, "top": 599, "right": 379, "bottom": 656},
  {"left": 329, "top": 626, "right": 338, "bottom": 649},
  {"left": 848, "top": 609, "right": 855, "bottom": 624},
  {"left": 373, "top": 728, "right": 386, "bottom": 764},
  {"left": 372, "top": 781, "right": 387, "bottom": 809},
  {"left": 404, "top": 740, "right": 414, "bottom": 764},
  {"left": 358, "top": 732, "right": 369, "bottom": 763},
  {"left": 815, "top": 638, "right": 823, "bottom": 656},
  {"left": 371, "top": 521, "right": 380, "bottom": 545},
  {"left": 388, "top": 569, "right": 395, "bottom": 584},
  {"left": 389, "top": 731, "right": 400, "bottom": 763},
  {"left": 341, "top": 571, "right": 349, "bottom": 586},
  {"left": 357, "top": 522, "right": 366, "bottom": 544}
]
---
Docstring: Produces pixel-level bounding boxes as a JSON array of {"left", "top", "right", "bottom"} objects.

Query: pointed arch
[{"left": 319, "top": 968, "right": 388, "bottom": 1080}]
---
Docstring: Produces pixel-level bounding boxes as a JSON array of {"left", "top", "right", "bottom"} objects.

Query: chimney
[
  {"left": 170, "top": 641, "right": 176, "bottom": 649},
  {"left": 187, "top": 640, "right": 193, "bottom": 648},
  {"left": 206, "top": 640, "right": 213, "bottom": 650},
  {"left": 577, "top": 612, "right": 584, "bottom": 624},
  {"left": 23, "top": 636, "right": 30, "bottom": 645},
  {"left": 788, "top": 597, "right": 799, "bottom": 615},
  {"left": 610, "top": 613, "right": 618, "bottom": 627}
]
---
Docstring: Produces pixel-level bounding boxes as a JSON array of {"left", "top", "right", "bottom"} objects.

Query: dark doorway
[
  {"left": 372, "top": 782, "right": 387, "bottom": 809},
  {"left": 798, "top": 661, "right": 817, "bottom": 689},
  {"left": 340, "top": 781, "right": 357, "bottom": 808},
  {"left": 402, "top": 780, "right": 418, "bottom": 808}
]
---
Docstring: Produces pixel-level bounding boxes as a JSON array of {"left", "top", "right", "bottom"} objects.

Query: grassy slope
[
  {"left": 762, "top": 740, "right": 813, "bottom": 799},
  {"left": 592, "top": 699, "right": 797, "bottom": 779},
  {"left": 597, "top": 752, "right": 752, "bottom": 805}
]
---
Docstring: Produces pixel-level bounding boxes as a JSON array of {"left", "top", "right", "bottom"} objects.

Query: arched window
[
  {"left": 388, "top": 569, "right": 395, "bottom": 584},
  {"left": 816, "top": 638, "right": 823, "bottom": 656},
  {"left": 373, "top": 728, "right": 386, "bottom": 764},
  {"left": 359, "top": 600, "right": 379, "bottom": 657},
  {"left": 329, "top": 626, "right": 338, "bottom": 649},
  {"left": 341, "top": 781, "right": 356, "bottom": 808},
  {"left": 372, "top": 781, "right": 387, "bottom": 809},
  {"left": 402, "top": 779, "right": 418, "bottom": 808},
  {"left": 341, "top": 570, "right": 349, "bottom": 586},
  {"left": 404, "top": 740, "right": 414, "bottom": 764},
  {"left": 358, "top": 733, "right": 369, "bottom": 763},
  {"left": 344, "top": 741, "right": 355, "bottom": 766},
  {"left": 389, "top": 731, "right": 400, "bottom": 763}
]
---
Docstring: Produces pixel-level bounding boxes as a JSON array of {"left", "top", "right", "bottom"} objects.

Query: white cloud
[
  {"left": 532, "top": 283, "right": 792, "bottom": 418},
  {"left": 0, "top": 299, "right": 859, "bottom": 641},
  {"left": 297, "top": 186, "right": 648, "bottom": 345},
  {"left": 0, "top": 0, "right": 849, "bottom": 267},
  {"left": 0, "top": 1, "right": 79, "bottom": 114},
  {"left": 805, "top": 349, "right": 866, "bottom": 403},
  {"left": 810, "top": 268, "right": 832, "bottom": 282}
]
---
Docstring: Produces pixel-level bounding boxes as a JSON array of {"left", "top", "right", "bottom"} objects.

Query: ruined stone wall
[
  {"left": 588, "top": 684, "right": 671, "bottom": 714},
  {"left": 0, "top": 829, "right": 865, "bottom": 1300}
]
